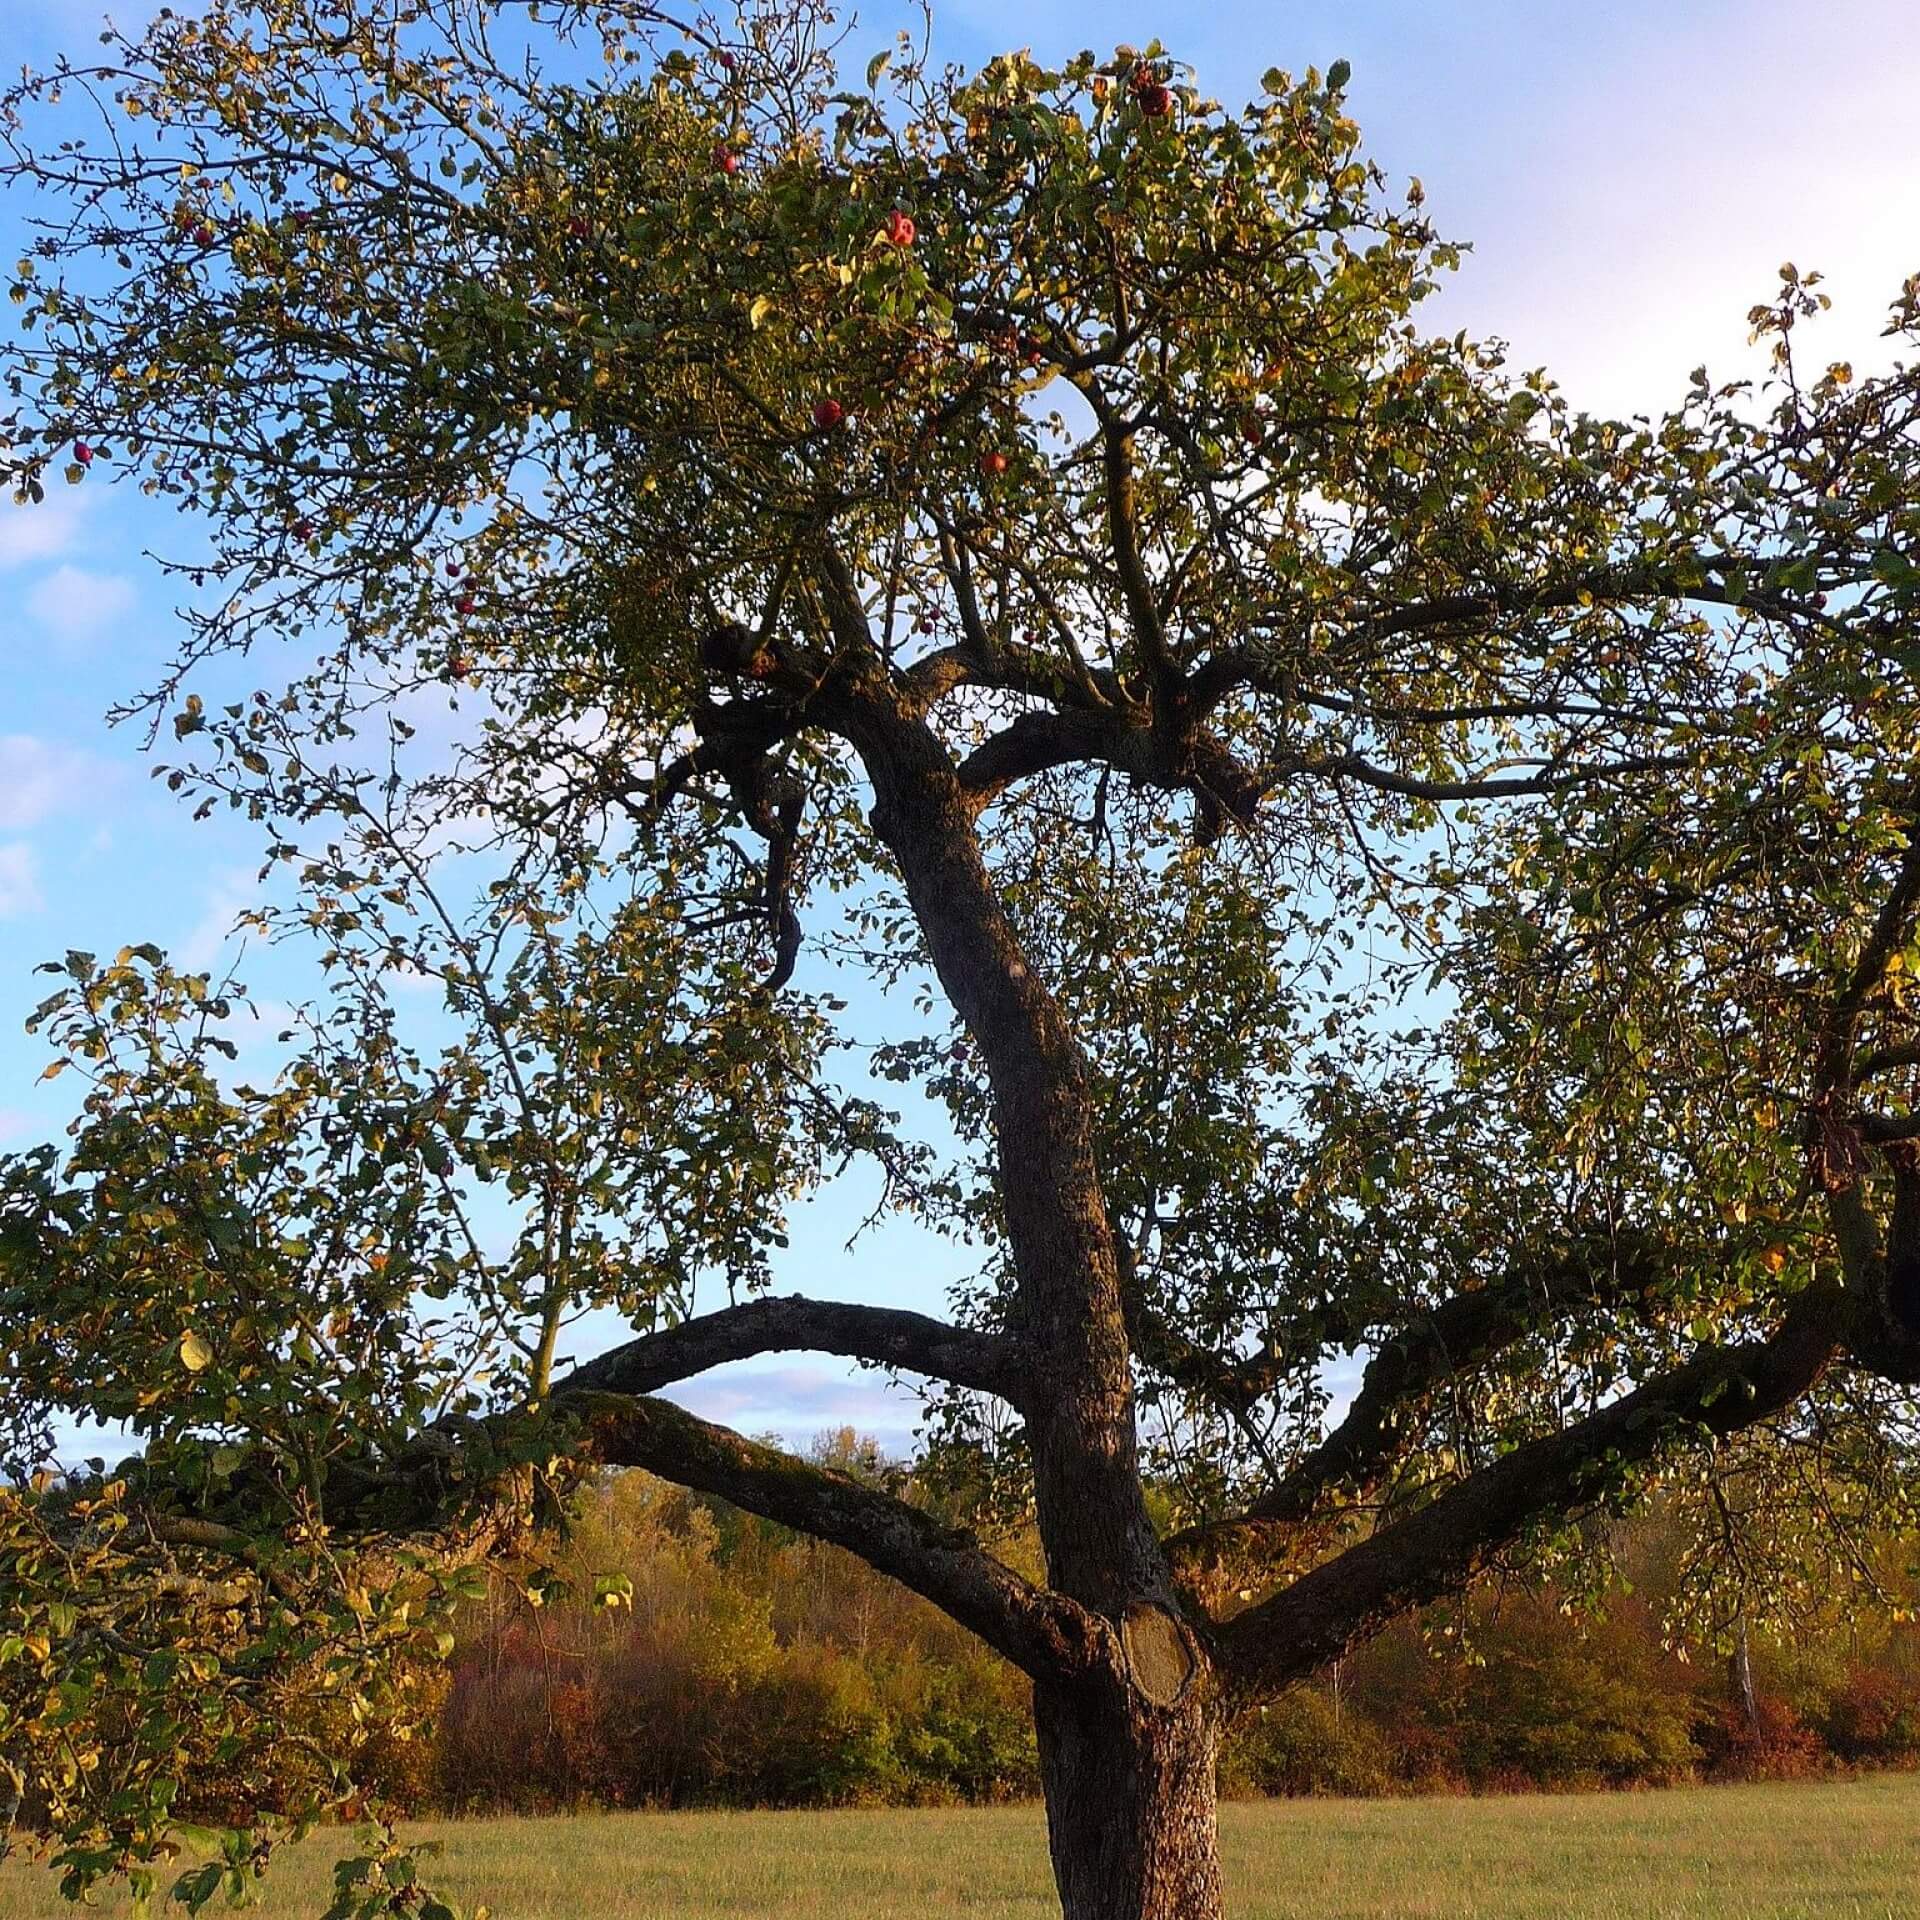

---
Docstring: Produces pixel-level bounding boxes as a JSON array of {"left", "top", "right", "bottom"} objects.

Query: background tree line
[{"left": 272, "top": 1433, "right": 1920, "bottom": 1819}]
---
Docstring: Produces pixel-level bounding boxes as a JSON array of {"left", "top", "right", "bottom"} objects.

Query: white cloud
[
  {"left": 1318, "top": 0, "right": 1920, "bottom": 420},
  {"left": 663, "top": 1361, "right": 922, "bottom": 1456},
  {"left": 0, "top": 734, "right": 107, "bottom": 832},
  {"left": 383, "top": 957, "right": 447, "bottom": 996},
  {"left": 0, "top": 844, "right": 44, "bottom": 918},
  {"left": 0, "top": 494, "right": 87, "bottom": 571},
  {"left": 26, "top": 565, "right": 137, "bottom": 649},
  {"left": 177, "top": 865, "right": 264, "bottom": 972}
]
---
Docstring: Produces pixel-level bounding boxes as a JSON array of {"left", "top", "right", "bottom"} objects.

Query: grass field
[{"left": 1, "top": 1775, "right": 1916, "bottom": 1918}]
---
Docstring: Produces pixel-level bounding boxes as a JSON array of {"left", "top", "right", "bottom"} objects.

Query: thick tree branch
[
  {"left": 1856, "top": 1040, "right": 1920, "bottom": 1082},
  {"left": 953, "top": 706, "right": 1261, "bottom": 842},
  {"left": 556, "top": 1294, "right": 1027, "bottom": 1407},
  {"left": 1160, "top": 1233, "right": 1666, "bottom": 1586},
  {"left": 1212, "top": 1282, "right": 1846, "bottom": 1698},
  {"left": 1816, "top": 834, "right": 1920, "bottom": 1090},
  {"left": 954, "top": 708, "right": 1152, "bottom": 808},
  {"left": 947, "top": 684, "right": 1673, "bottom": 824},
  {"left": 816, "top": 660, "right": 1169, "bottom": 1611},
  {"left": 1079, "top": 378, "right": 1178, "bottom": 694},
  {"left": 566, "top": 1390, "right": 1105, "bottom": 1681}
]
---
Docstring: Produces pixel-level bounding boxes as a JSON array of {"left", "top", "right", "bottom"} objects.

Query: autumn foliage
[{"left": 324, "top": 1452, "right": 1920, "bottom": 1813}]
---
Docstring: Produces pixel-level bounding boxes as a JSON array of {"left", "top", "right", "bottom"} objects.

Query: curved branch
[
  {"left": 1277, "top": 750, "right": 1688, "bottom": 803},
  {"left": 1077, "top": 375, "right": 1178, "bottom": 693},
  {"left": 955, "top": 709, "right": 1133, "bottom": 805},
  {"left": 567, "top": 1390, "right": 1105, "bottom": 1681},
  {"left": 953, "top": 707, "right": 1260, "bottom": 840},
  {"left": 1161, "top": 1233, "right": 1666, "bottom": 1585},
  {"left": 1816, "top": 835, "right": 1920, "bottom": 1091},
  {"left": 556, "top": 1294, "right": 1027, "bottom": 1407},
  {"left": 1213, "top": 1282, "right": 1846, "bottom": 1699}
]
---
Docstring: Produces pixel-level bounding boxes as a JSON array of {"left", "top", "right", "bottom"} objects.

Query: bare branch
[
  {"left": 556, "top": 1294, "right": 1027, "bottom": 1407},
  {"left": 567, "top": 1390, "right": 1105, "bottom": 1681},
  {"left": 1277, "top": 750, "right": 1688, "bottom": 804}
]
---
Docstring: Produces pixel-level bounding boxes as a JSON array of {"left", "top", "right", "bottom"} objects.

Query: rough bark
[
  {"left": 823, "top": 636, "right": 1228, "bottom": 1916},
  {"left": 830, "top": 656, "right": 1165, "bottom": 1611},
  {"left": 1036, "top": 1661, "right": 1224, "bottom": 1920}
]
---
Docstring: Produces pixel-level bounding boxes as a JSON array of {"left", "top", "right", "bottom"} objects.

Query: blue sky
[{"left": 4, "top": 0, "right": 1919, "bottom": 1457}]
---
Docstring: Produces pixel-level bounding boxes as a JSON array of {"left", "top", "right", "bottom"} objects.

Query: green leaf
[{"left": 592, "top": 1572, "right": 634, "bottom": 1611}]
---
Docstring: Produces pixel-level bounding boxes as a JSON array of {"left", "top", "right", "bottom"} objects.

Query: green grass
[{"left": 3, "top": 1775, "right": 1917, "bottom": 1917}]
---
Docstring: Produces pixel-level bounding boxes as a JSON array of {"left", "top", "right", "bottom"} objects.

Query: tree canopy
[{"left": 3, "top": 3, "right": 1920, "bottom": 1915}]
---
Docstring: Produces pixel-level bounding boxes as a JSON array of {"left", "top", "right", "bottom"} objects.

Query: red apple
[
  {"left": 1138, "top": 83, "right": 1172, "bottom": 118},
  {"left": 714, "top": 144, "right": 740, "bottom": 175},
  {"left": 884, "top": 208, "right": 916, "bottom": 248},
  {"left": 72, "top": 442, "right": 94, "bottom": 466},
  {"left": 718, "top": 51, "right": 737, "bottom": 71},
  {"left": 293, "top": 518, "right": 314, "bottom": 540},
  {"left": 812, "top": 398, "right": 845, "bottom": 431},
  {"left": 197, "top": 223, "right": 216, "bottom": 245},
  {"left": 567, "top": 215, "right": 590, "bottom": 239},
  {"left": 456, "top": 595, "right": 476, "bottom": 616},
  {"left": 448, "top": 654, "right": 471, "bottom": 681},
  {"left": 979, "top": 449, "right": 1009, "bottom": 478}
]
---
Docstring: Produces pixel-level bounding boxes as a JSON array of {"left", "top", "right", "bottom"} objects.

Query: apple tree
[{"left": 4, "top": 3, "right": 1920, "bottom": 1915}]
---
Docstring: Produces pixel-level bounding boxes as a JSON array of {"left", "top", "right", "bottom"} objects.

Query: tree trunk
[
  {"left": 1732, "top": 1614, "right": 1761, "bottom": 1739},
  {"left": 1035, "top": 1669, "right": 1224, "bottom": 1920},
  {"left": 846, "top": 684, "right": 1220, "bottom": 1917}
]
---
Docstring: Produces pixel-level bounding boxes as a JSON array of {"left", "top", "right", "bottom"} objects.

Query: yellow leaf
[{"left": 179, "top": 1328, "right": 213, "bottom": 1372}]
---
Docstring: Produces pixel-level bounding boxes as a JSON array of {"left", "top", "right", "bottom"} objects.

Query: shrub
[
  {"left": 1220, "top": 1689, "right": 1395, "bottom": 1798},
  {"left": 369, "top": 1466, "right": 1920, "bottom": 1813},
  {"left": 1698, "top": 1691, "right": 1826, "bottom": 1782},
  {"left": 1819, "top": 1667, "right": 1920, "bottom": 1766}
]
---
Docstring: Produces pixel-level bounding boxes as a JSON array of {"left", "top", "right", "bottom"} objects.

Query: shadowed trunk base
[{"left": 1035, "top": 1670, "right": 1223, "bottom": 1920}]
